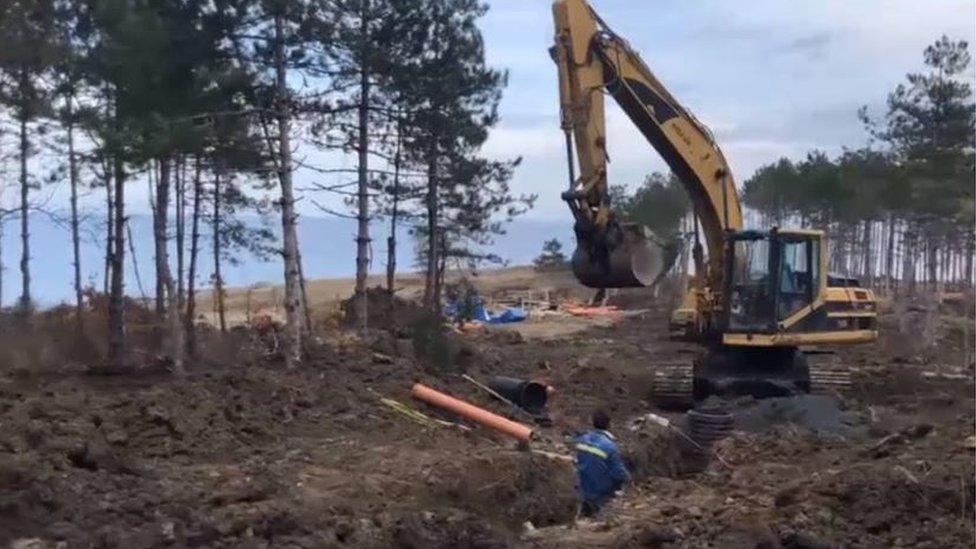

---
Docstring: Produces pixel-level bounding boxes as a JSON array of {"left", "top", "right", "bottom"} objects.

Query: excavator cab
[{"left": 724, "top": 229, "right": 821, "bottom": 334}]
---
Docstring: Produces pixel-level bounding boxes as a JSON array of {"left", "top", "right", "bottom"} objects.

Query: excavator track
[
  {"left": 806, "top": 354, "right": 851, "bottom": 394},
  {"left": 651, "top": 361, "right": 695, "bottom": 408}
]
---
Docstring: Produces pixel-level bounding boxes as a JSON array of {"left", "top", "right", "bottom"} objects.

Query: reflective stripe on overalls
[{"left": 575, "top": 442, "right": 608, "bottom": 459}]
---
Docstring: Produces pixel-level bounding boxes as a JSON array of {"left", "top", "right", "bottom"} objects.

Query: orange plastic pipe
[{"left": 411, "top": 383, "right": 534, "bottom": 442}]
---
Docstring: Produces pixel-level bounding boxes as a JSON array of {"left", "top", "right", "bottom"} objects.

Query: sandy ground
[
  {"left": 196, "top": 267, "right": 597, "bottom": 329},
  {"left": 1, "top": 268, "right": 973, "bottom": 548}
]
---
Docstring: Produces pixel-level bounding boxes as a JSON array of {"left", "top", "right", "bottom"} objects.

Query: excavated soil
[{"left": 1, "top": 290, "right": 974, "bottom": 548}]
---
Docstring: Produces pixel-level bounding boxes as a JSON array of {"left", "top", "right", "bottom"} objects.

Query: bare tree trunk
[
  {"left": 274, "top": 12, "right": 303, "bottom": 367},
  {"left": 386, "top": 119, "right": 402, "bottom": 296},
  {"left": 966, "top": 231, "right": 974, "bottom": 288},
  {"left": 185, "top": 157, "right": 202, "bottom": 356},
  {"left": 919, "top": 238, "right": 927, "bottom": 289},
  {"left": 155, "top": 158, "right": 184, "bottom": 375},
  {"left": 953, "top": 241, "right": 959, "bottom": 288},
  {"left": 423, "top": 155, "right": 438, "bottom": 309},
  {"left": 0, "top": 219, "right": 4, "bottom": 308},
  {"left": 354, "top": 0, "right": 372, "bottom": 332},
  {"left": 941, "top": 240, "right": 949, "bottom": 288},
  {"left": 885, "top": 214, "right": 895, "bottom": 293},
  {"left": 212, "top": 166, "right": 226, "bottom": 334},
  {"left": 175, "top": 156, "right": 186, "bottom": 312},
  {"left": 67, "top": 96, "right": 84, "bottom": 331},
  {"left": 903, "top": 222, "right": 916, "bottom": 294},
  {"left": 861, "top": 219, "right": 873, "bottom": 287},
  {"left": 104, "top": 163, "right": 113, "bottom": 296},
  {"left": 107, "top": 147, "right": 127, "bottom": 370},
  {"left": 147, "top": 161, "right": 163, "bottom": 315},
  {"left": 149, "top": 164, "right": 163, "bottom": 319},
  {"left": 435, "top": 229, "right": 447, "bottom": 304},
  {"left": 18, "top": 100, "right": 30, "bottom": 315},
  {"left": 297, "top": 249, "right": 312, "bottom": 336},
  {"left": 927, "top": 231, "right": 939, "bottom": 293},
  {"left": 125, "top": 219, "right": 150, "bottom": 307}
]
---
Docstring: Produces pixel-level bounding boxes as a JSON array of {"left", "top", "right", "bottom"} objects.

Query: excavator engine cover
[{"left": 571, "top": 222, "right": 675, "bottom": 288}]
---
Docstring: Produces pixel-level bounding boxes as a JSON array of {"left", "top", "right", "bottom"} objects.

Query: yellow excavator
[{"left": 551, "top": 0, "right": 878, "bottom": 406}]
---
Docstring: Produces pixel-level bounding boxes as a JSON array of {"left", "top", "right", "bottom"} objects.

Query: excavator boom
[{"left": 552, "top": 0, "right": 742, "bottom": 289}]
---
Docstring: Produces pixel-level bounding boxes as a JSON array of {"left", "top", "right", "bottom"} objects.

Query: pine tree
[
  {"left": 312, "top": 0, "right": 422, "bottom": 330},
  {"left": 616, "top": 172, "right": 690, "bottom": 240},
  {"left": 534, "top": 239, "right": 567, "bottom": 271},
  {"left": 862, "top": 35, "right": 975, "bottom": 290},
  {"left": 392, "top": 0, "right": 531, "bottom": 308},
  {"left": 0, "top": 0, "right": 58, "bottom": 316}
]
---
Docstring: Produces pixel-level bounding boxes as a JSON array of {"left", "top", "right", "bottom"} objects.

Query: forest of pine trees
[
  {"left": 741, "top": 36, "right": 975, "bottom": 294},
  {"left": 0, "top": 1, "right": 971, "bottom": 373},
  {"left": 0, "top": 0, "right": 531, "bottom": 370}
]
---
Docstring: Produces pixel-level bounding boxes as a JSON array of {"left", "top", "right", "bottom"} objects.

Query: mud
[
  {"left": 1, "top": 289, "right": 974, "bottom": 547},
  {"left": 733, "top": 395, "right": 852, "bottom": 436}
]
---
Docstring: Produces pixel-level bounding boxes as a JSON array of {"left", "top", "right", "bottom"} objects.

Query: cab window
[
  {"left": 728, "top": 237, "right": 773, "bottom": 331},
  {"left": 778, "top": 239, "right": 812, "bottom": 319}
]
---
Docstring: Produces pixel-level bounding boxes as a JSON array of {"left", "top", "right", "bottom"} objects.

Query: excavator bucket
[{"left": 571, "top": 222, "right": 678, "bottom": 288}]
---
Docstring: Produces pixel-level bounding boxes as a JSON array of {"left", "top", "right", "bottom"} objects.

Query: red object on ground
[
  {"left": 411, "top": 383, "right": 534, "bottom": 442},
  {"left": 562, "top": 305, "right": 621, "bottom": 317}
]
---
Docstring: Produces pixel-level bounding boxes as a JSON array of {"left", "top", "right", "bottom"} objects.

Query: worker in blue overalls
[{"left": 574, "top": 409, "right": 630, "bottom": 517}]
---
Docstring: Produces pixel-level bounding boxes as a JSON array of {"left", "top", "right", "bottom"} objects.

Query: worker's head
[{"left": 592, "top": 409, "right": 610, "bottom": 430}]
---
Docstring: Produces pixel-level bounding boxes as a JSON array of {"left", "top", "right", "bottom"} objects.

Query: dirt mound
[
  {"left": 427, "top": 451, "right": 578, "bottom": 529},
  {"left": 620, "top": 426, "right": 684, "bottom": 479},
  {"left": 341, "top": 287, "right": 427, "bottom": 332}
]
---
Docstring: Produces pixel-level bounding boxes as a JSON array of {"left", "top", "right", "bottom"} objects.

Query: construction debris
[
  {"left": 411, "top": 383, "right": 534, "bottom": 441},
  {"left": 376, "top": 395, "right": 470, "bottom": 431},
  {"left": 486, "top": 376, "right": 550, "bottom": 414},
  {"left": 460, "top": 373, "right": 537, "bottom": 422}
]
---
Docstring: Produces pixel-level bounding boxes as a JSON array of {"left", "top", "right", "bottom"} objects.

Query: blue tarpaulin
[
  {"left": 444, "top": 298, "right": 527, "bottom": 324},
  {"left": 488, "top": 307, "right": 527, "bottom": 324}
]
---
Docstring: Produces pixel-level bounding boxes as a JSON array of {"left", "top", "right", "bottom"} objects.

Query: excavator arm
[
  {"left": 553, "top": 0, "right": 877, "bottom": 406},
  {"left": 552, "top": 0, "right": 743, "bottom": 290}
]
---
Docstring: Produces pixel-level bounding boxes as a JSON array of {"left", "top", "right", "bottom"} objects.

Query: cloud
[
  {"left": 482, "top": 124, "right": 562, "bottom": 160},
  {"left": 782, "top": 31, "right": 835, "bottom": 60}
]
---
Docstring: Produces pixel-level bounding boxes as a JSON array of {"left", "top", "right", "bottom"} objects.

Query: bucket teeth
[{"left": 651, "top": 362, "right": 695, "bottom": 408}]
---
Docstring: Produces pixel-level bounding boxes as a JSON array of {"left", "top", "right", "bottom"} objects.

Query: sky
[
  {"left": 475, "top": 0, "right": 976, "bottom": 220},
  {"left": 9, "top": 0, "right": 975, "bottom": 220}
]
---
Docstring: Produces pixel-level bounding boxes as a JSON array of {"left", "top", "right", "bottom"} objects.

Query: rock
[
  {"left": 106, "top": 429, "right": 129, "bottom": 445},
  {"left": 46, "top": 522, "right": 83, "bottom": 542},
  {"left": 660, "top": 506, "right": 680, "bottom": 517},
  {"left": 502, "top": 330, "right": 524, "bottom": 345},
  {"left": 629, "top": 526, "right": 678, "bottom": 546},
  {"left": 10, "top": 539, "right": 48, "bottom": 549},
  {"left": 774, "top": 486, "right": 801, "bottom": 508},
  {"left": 781, "top": 531, "right": 832, "bottom": 549},
  {"left": 371, "top": 352, "right": 394, "bottom": 365},
  {"left": 161, "top": 521, "right": 176, "bottom": 543},
  {"left": 962, "top": 435, "right": 976, "bottom": 450},
  {"left": 902, "top": 423, "right": 933, "bottom": 439},
  {"left": 66, "top": 441, "right": 139, "bottom": 475}
]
